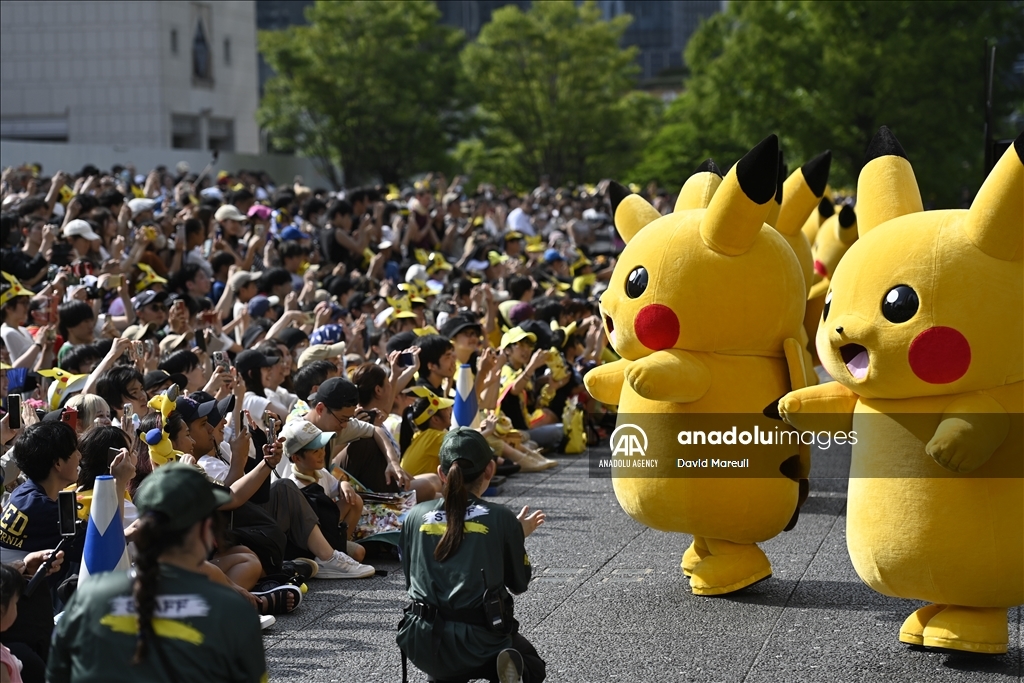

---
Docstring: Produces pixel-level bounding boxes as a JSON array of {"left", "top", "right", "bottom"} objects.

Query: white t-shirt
[
  {"left": 281, "top": 465, "right": 340, "bottom": 499},
  {"left": 265, "top": 386, "right": 298, "bottom": 414},
  {"left": 0, "top": 323, "right": 34, "bottom": 361},
  {"left": 505, "top": 207, "right": 535, "bottom": 236}
]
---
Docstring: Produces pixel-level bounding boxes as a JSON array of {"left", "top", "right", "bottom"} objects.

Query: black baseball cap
[
  {"left": 235, "top": 349, "right": 279, "bottom": 374},
  {"left": 385, "top": 330, "right": 418, "bottom": 355},
  {"left": 440, "top": 315, "right": 482, "bottom": 340},
  {"left": 175, "top": 395, "right": 217, "bottom": 425},
  {"left": 133, "top": 290, "right": 168, "bottom": 311},
  {"left": 274, "top": 327, "right": 309, "bottom": 351},
  {"left": 307, "top": 377, "right": 359, "bottom": 410},
  {"left": 188, "top": 391, "right": 224, "bottom": 426},
  {"left": 143, "top": 369, "right": 188, "bottom": 393}
]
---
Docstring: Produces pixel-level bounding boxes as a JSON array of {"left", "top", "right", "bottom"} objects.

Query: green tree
[
  {"left": 633, "top": 1, "right": 1024, "bottom": 207},
  {"left": 258, "top": 1, "right": 468, "bottom": 187},
  {"left": 459, "top": 1, "right": 662, "bottom": 189}
]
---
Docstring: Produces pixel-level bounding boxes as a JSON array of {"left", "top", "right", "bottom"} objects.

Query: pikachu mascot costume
[
  {"left": 585, "top": 135, "right": 812, "bottom": 595},
  {"left": 804, "top": 204, "right": 858, "bottom": 365},
  {"left": 779, "top": 127, "right": 1023, "bottom": 654}
]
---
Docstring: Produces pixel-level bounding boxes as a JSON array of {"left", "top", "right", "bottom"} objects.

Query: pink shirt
[{"left": 1, "top": 643, "right": 23, "bottom": 683}]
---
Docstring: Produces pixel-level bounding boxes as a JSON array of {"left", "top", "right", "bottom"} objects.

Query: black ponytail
[
  {"left": 131, "top": 512, "right": 190, "bottom": 664},
  {"left": 399, "top": 397, "right": 431, "bottom": 455},
  {"left": 434, "top": 462, "right": 467, "bottom": 562}
]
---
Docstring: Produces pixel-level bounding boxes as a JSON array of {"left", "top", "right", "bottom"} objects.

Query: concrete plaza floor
[{"left": 263, "top": 440, "right": 1022, "bottom": 682}]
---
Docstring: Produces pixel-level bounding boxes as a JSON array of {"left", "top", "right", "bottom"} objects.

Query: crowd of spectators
[{"left": 0, "top": 159, "right": 644, "bottom": 681}]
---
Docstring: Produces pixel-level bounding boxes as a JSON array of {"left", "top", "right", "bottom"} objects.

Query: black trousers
[{"left": 425, "top": 631, "right": 546, "bottom": 683}]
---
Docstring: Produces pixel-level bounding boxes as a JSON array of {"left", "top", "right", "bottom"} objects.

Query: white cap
[
  {"left": 214, "top": 204, "right": 246, "bottom": 222},
  {"left": 128, "top": 198, "right": 157, "bottom": 217},
  {"left": 63, "top": 219, "right": 100, "bottom": 241},
  {"left": 281, "top": 419, "right": 334, "bottom": 457},
  {"left": 200, "top": 186, "right": 225, "bottom": 200},
  {"left": 405, "top": 264, "right": 428, "bottom": 284}
]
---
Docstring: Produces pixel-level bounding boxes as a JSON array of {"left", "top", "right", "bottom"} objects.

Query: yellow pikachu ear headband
[
  {"left": 405, "top": 385, "right": 455, "bottom": 425},
  {"left": 1, "top": 272, "right": 33, "bottom": 307},
  {"left": 135, "top": 263, "right": 168, "bottom": 293}
]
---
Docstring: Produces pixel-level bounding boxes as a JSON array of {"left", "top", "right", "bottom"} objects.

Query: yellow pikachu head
[
  {"left": 818, "top": 127, "right": 1023, "bottom": 399},
  {"left": 809, "top": 204, "right": 858, "bottom": 287},
  {"left": 601, "top": 135, "right": 805, "bottom": 361}
]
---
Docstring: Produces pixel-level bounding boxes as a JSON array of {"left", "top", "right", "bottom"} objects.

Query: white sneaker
[
  {"left": 496, "top": 648, "right": 524, "bottom": 683},
  {"left": 315, "top": 550, "right": 375, "bottom": 579},
  {"left": 259, "top": 614, "right": 276, "bottom": 630}
]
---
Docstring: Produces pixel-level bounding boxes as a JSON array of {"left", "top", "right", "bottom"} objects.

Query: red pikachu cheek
[
  {"left": 908, "top": 326, "right": 971, "bottom": 384},
  {"left": 634, "top": 304, "right": 680, "bottom": 351}
]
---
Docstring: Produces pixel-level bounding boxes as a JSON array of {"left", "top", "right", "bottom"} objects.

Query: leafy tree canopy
[
  {"left": 632, "top": 1, "right": 1024, "bottom": 207},
  {"left": 258, "top": 0, "right": 468, "bottom": 187},
  {"left": 459, "top": 1, "right": 662, "bottom": 189}
]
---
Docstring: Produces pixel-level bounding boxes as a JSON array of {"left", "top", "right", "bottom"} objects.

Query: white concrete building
[{"left": 0, "top": 0, "right": 260, "bottom": 154}]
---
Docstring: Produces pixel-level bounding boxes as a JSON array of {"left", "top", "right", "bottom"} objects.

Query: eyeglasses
[
  {"left": 328, "top": 409, "right": 353, "bottom": 429},
  {"left": 146, "top": 303, "right": 166, "bottom": 312}
]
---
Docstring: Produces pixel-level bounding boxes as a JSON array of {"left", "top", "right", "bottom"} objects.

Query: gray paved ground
[{"left": 263, "top": 439, "right": 1022, "bottom": 683}]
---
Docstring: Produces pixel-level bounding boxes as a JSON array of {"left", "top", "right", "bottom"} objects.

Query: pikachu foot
[
  {"left": 898, "top": 604, "right": 947, "bottom": 646},
  {"left": 922, "top": 606, "right": 1008, "bottom": 654},
  {"left": 680, "top": 536, "right": 709, "bottom": 578},
  {"left": 689, "top": 541, "right": 771, "bottom": 596}
]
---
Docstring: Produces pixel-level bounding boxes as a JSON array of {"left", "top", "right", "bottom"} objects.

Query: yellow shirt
[{"left": 400, "top": 428, "right": 447, "bottom": 476}]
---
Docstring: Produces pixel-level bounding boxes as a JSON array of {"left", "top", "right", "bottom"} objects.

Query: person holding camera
[{"left": 397, "top": 428, "right": 546, "bottom": 683}]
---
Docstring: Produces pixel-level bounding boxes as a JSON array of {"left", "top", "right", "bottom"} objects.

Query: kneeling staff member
[{"left": 397, "top": 427, "right": 546, "bottom": 683}]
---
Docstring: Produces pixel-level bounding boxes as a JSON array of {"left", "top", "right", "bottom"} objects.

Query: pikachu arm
[
  {"left": 583, "top": 358, "right": 630, "bottom": 406},
  {"left": 784, "top": 336, "right": 818, "bottom": 391},
  {"left": 624, "top": 349, "right": 711, "bottom": 404},
  {"left": 778, "top": 381, "right": 857, "bottom": 434},
  {"left": 926, "top": 393, "right": 1008, "bottom": 473}
]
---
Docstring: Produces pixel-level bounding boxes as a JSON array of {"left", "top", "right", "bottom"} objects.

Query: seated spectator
[
  {"left": 62, "top": 393, "right": 112, "bottom": 436},
  {"left": 72, "top": 426, "right": 137, "bottom": 529},
  {"left": 398, "top": 387, "right": 454, "bottom": 477},
  {"left": 279, "top": 420, "right": 365, "bottom": 560},
  {"left": 158, "top": 349, "right": 207, "bottom": 393},
  {"left": 56, "top": 301, "right": 95, "bottom": 365},
  {"left": 94, "top": 365, "right": 150, "bottom": 423}
]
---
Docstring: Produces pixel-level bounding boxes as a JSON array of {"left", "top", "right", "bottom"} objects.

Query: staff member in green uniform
[
  {"left": 398, "top": 427, "right": 546, "bottom": 683},
  {"left": 46, "top": 464, "right": 268, "bottom": 683}
]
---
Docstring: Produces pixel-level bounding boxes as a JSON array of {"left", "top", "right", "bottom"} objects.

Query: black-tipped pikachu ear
[
  {"left": 675, "top": 158, "right": 724, "bottom": 212},
  {"left": 765, "top": 151, "right": 786, "bottom": 229},
  {"left": 700, "top": 134, "right": 779, "bottom": 256},
  {"left": 776, "top": 151, "right": 832, "bottom": 238},
  {"left": 961, "top": 131, "right": 1023, "bottom": 261},
  {"left": 608, "top": 181, "right": 660, "bottom": 244},
  {"left": 818, "top": 196, "right": 835, "bottom": 219},
  {"left": 837, "top": 205, "right": 858, "bottom": 246},
  {"left": 856, "top": 126, "right": 923, "bottom": 237}
]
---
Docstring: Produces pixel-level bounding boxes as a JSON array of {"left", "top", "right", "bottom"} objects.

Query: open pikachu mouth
[
  {"left": 839, "top": 343, "right": 869, "bottom": 379},
  {"left": 604, "top": 314, "right": 616, "bottom": 346}
]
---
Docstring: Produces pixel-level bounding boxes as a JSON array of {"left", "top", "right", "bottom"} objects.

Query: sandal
[{"left": 252, "top": 583, "right": 302, "bottom": 615}]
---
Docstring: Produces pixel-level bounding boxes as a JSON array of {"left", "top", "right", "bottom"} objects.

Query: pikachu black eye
[
  {"left": 882, "top": 285, "right": 919, "bottom": 323},
  {"left": 823, "top": 290, "right": 832, "bottom": 321},
  {"left": 625, "top": 267, "right": 648, "bottom": 299}
]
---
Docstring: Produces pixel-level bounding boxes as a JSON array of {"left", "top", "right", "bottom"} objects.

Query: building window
[
  {"left": 208, "top": 118, "right": 235, "bottom": 152},
  {"left": 171, "top": 28, "right": 178, "bottom": 55},
  {"left": 224, "top": 37, "right": 231, "bottom": 66},
  {"left": 172, "top": 114, "right": 201, "bottom": 149},
  {"left": 193, "top": 19, "right": 212, "bottom": 83}
]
